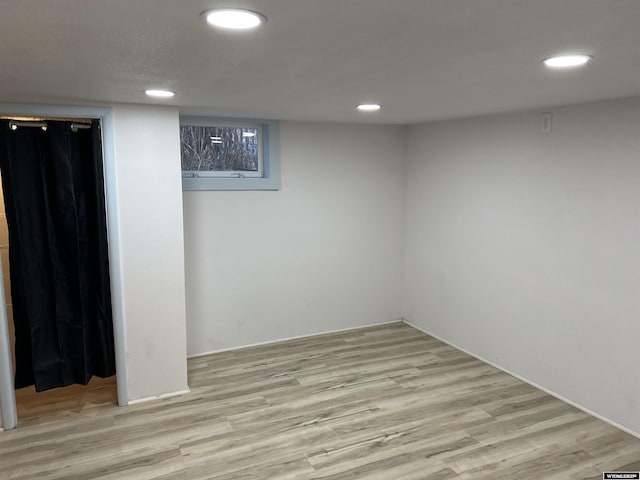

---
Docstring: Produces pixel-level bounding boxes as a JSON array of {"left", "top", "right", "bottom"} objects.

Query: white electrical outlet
[{"left": 540, "top": 112, "right": 553, "bottom": 134}]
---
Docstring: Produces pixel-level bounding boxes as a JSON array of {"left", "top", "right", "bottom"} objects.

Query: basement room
[{"left": 0, "top": 1, "right": 639, "bottom": 479}]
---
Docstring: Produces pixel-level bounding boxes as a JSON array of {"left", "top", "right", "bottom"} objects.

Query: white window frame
[{"left": 180, "top": 116, "right": 280, "bottom": 191}]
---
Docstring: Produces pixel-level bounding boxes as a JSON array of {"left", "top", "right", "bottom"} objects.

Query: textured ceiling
[{"left": 0, "top": 0, "right": 639, "bottom": 124}]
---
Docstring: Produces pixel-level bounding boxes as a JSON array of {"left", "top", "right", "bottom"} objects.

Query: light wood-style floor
[{"left": 1, "top": 323, "right": 639, "bottom": 479}]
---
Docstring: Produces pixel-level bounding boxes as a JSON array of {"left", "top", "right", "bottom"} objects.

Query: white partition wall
[{"left": 109, "top": 105, "right": 189, "bottom": 402}]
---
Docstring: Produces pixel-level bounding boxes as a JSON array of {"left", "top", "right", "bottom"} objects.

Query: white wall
[
  {"left": 403, "top": 97, "right": 640, "bottom": 434},
  {"left": 110, "top": 105, "right": 189, "bottom": 402},
  {"left": 183, "top": 122, "right": 405, "bottom": 355}
]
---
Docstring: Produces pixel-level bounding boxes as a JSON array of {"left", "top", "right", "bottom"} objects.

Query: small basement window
[{"left": 180, "top": 116, "right": 280, "bottom": 191}]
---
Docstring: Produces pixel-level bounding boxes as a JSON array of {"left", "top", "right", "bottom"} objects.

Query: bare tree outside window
[{"left": 180, "top": 125, "right": 261, "bottom": 177}]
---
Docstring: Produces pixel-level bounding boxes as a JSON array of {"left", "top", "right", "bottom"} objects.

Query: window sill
[{"left": 182, "top": 176, "right": 280, "bottom": 191}]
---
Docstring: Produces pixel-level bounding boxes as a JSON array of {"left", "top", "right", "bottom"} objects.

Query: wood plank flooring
[
  {"left": 1, "top": 322, "right": 639, "bottom": 479},
  {"left": 15, "top": 375, "right": 117, "bottom": 423}
]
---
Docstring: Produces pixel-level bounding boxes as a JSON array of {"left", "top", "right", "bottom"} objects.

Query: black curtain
[{"left": 0, "top": 119, "right": 115, "bottom": 392}]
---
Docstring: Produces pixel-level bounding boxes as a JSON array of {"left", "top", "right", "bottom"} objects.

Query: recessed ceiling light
[
  {"left": 542, "top": 54, "right": 592, "bottom": 68},
  {"left": 144, "top": 89, "right": 175, "bottom": 98},
  {"left": 242, "top": 131, "right": 256, "bottom": 137},
  {"left": 356, "top": 104, "right": 382, "bottom": 112},
  {"left": 202, "top": 9, "right": 265, "bottom": 30}
]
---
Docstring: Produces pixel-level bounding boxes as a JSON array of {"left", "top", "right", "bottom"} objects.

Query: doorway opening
[{"left": 0, "top": 114, "right": 118, "bottom": 428}]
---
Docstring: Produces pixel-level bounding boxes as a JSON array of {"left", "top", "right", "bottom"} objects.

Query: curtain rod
[
  {"left": 70, "top": 123, "right": 91, "bottom": 132},
  {"left": 8, "top": 120, "right": 92, "bottom": 132}
]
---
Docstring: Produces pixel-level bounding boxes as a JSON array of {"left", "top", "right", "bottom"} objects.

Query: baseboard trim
[
  {"left": 402, "top": 318, "right": 640, "bottom": 440},
  {"left": 127, "top": 388, "right": 191, "bottom": 406},
  {"left": 188, "top": 320, "right": 403, "bottom": 359}
]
